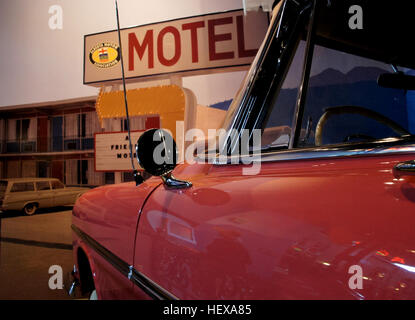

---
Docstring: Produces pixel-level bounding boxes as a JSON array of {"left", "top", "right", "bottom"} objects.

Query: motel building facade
[{"left": 0, "top": 98, "right": 160, "bottom": 186}]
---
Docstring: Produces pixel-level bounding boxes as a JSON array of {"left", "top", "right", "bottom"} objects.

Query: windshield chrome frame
[{"left": 219, "top": 1, "right": 288, "bottom": 154}]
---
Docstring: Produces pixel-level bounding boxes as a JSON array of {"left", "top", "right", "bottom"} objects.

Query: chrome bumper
[{"left": 64, "top": 265, "right": 81, "bottom": 298}]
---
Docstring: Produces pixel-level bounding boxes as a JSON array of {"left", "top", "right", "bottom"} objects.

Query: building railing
[
  {"left": 57, "top": 136, "right": 94, "bottom": 152},
  {"left": 1, "top": 136, "right": 95, "bottom": 154},
  {"left": 3, "top": 140, "right": 37, "bottom": 153}
]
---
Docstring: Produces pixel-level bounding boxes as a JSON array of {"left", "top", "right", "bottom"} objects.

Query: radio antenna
[{"left": 115, "top": 0, "right": 143, "bottom": 186}]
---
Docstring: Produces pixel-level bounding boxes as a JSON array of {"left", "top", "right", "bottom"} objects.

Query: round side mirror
[
  {"left": 136, "top": 129, "right": 192, "bottom": 189},
  {"left": 136, "top": 129, "right": 177, "bottom": 177}
]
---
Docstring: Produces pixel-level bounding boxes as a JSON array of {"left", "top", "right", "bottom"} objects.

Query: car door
[
  {"left": 35, "top": 181, "right": 53, "bottom": 208},
  {"left": 132, "top": 0, "right": 415, "bottom": 300},
  {"left": 134, "top": 152, "right": 415, "bottom": 300},
  {"left": 51, "top": 180, "right": 68, "bottom": 206}
]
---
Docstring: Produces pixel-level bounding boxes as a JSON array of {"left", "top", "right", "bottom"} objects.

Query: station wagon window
[
  {"left": 36, "top": 181, "right": 50, "bottom": 191},
  {"left": 297, "top": 45, "right": 415, "bottom": 148},
  {"left": 11, "top": 182, "right": 35, "bottom": 193},
  {"left": 51, "top": 181, "right": 64, "bottom": 189}
]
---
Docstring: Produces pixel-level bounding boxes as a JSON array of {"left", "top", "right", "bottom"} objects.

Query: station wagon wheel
[{"left": 23, "top": 203, "right": 37, "bottom": 216}]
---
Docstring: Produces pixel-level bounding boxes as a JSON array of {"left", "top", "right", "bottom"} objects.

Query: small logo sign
[{"left": 89, "top": 42, "right": 120, "bottom": 68}]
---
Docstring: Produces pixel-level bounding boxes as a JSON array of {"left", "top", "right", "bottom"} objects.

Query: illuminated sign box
[{"left": 84, "top": 9, "right": 268, "bottom": 85}]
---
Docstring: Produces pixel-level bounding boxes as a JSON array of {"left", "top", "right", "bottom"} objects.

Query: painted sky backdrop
[{"left": 0, "top": 0, "right": 247, "bottom": 108}]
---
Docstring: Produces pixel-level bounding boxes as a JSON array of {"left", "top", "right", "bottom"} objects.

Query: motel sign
[{"left": 84, "top": 9, "right": 268, "bottom": 84}]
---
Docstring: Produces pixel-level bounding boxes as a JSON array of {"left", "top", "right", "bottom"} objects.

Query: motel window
[
  {"left": 122, "top": 119, "right": 129, "bottom": 131},
  {"left": 65, "top": 159, "right": 103, "bottom": 186},
  {"left": 80, "top": 114, "right": 86, "bottom": 138},
  {"left": 64, "top": 112, "right": 100, "bottom": 151},
  {"left": 121, "top": 116, "right": 146, "bottom": 131},
  {"left": 7, "top": 118, "right": 37, "bottom": 142},
  {"left": 87, "top": 159, "right": 104, "bottom": 186},
  {"left": 78, "top": 160, "right": 88, "bottom": 185},
  {"left": 85, "top": 112, "right": 100, "bottom": 137},
  {"left": 37, "top": 161, "right": 50, "bottom": 178},
  {"left": 52, "top": 117, "right": 63, "bottom": 152},
  {"left": 20, "top": 119, "right": 30, "bottom": 141},
  {"left": 65, "top": 160, "right": 77, "bottom": 186},
  {"left": 65, "top": 160, "right": 86, "bottom": 185},
  {"left": 7, "top": 119, "right": 16, "bottom": 142},
  {"left": 64, "top": 114, "right": 79, "bottom": 139}
]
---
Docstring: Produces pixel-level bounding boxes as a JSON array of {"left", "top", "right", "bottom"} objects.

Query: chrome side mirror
[{"left": 136, "top": 129, "right": 192, "bottom": 189}]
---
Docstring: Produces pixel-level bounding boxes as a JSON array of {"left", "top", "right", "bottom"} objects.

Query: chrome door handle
[{"left": 393, "top": 160, "right": 415, "bottom": 179}]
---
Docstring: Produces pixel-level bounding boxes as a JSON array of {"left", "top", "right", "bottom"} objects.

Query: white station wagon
[{"left": 0, "top": 178, "right": 89, "bottom": 215}]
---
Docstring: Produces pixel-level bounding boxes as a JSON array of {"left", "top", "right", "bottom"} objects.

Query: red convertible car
[{"left": 70, "top": 0, "right": 415, "bottom": 299}]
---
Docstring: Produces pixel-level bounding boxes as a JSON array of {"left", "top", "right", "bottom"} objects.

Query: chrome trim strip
[
  {"left": 206, "top": 139, "right": 415, "bottom": 165},
  {"left": 71, "top": 224, "right": 177, "bottom": 300},
  {"left": 289, "top": 0, "right": 317, "bottom": 149},
  {"left": 260, "top": 144, "right": 415, "bottom": 163},
  {"left": 221, "top": 2, "right": 286, "bottom": 153},
  {"left": 130, "top": 269, "right": 179, "bottom": 301}
]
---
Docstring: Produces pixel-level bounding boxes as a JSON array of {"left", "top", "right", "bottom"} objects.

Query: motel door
[{"left": 52, "top": 116, "right": 63, "bottom": 152}]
